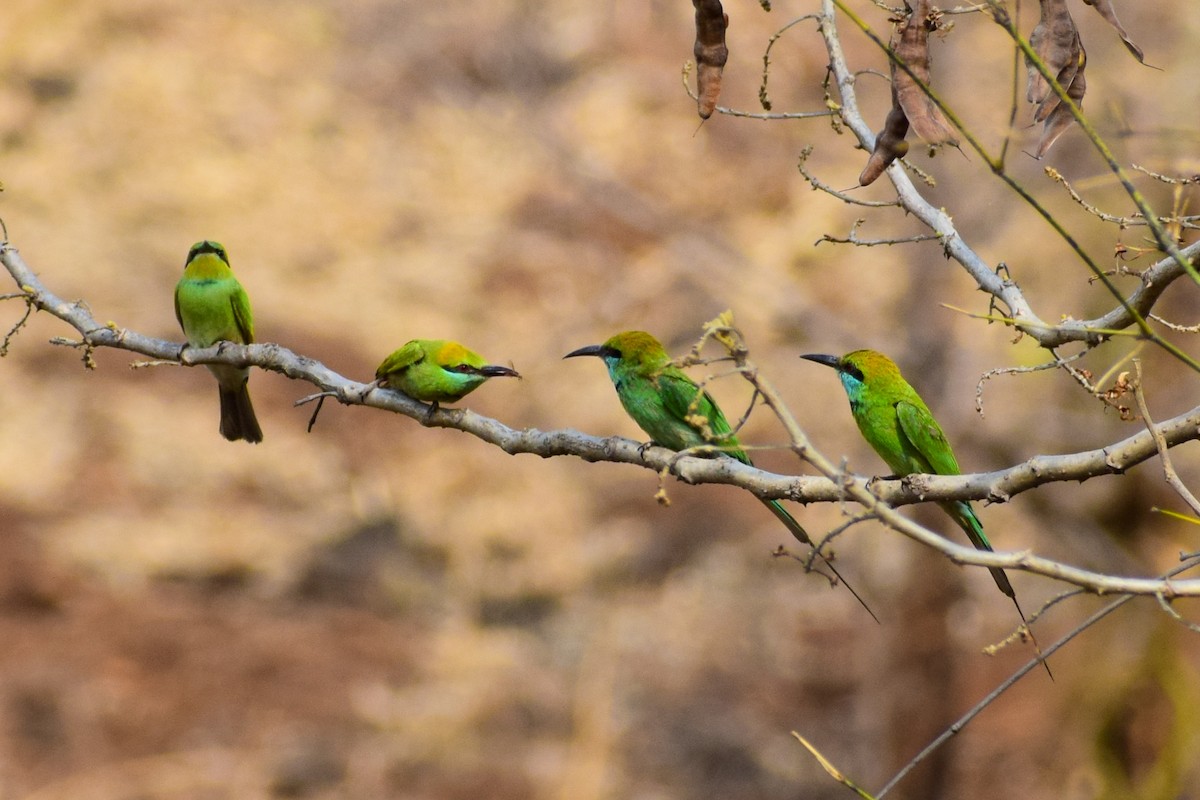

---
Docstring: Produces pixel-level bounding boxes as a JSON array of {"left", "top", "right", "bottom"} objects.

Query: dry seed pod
[
  {"left": 1082, "top": 0, "right": 1146, "bottom": 64},
  {"left": 1026, "top": 0, "right": 1080, "bottom": 117},
  {"left": 891, "top": 0, "right": 958, "bottom": 147},
  {"left": 1035, "top": 42, "right": 1087, "bottom": 158},
  {"left": 693, "top": 0, "right": 729, "bottom": 119},
  {"left": 860, "top": 93, "right": 910, "bottom": 186}
]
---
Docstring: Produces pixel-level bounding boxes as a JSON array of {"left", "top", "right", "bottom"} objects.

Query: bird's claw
[{"left": 637, "top": 440, "right": 660, "bottom": 459}]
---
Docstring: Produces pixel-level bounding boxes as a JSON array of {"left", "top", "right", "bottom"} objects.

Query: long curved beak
[
  {"left": 563, "top": 344, "right": 615, "bottom": 360},
  {"left": 800, "top": 353, "right": 841, "bottom": 370},
  {"left": 480, "top": 365, "right": 521, "bottom": 379}
]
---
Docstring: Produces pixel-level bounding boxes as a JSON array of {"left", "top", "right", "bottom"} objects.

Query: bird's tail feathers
[
  {"left": 765, "top": 498, "right": 812, "bottom": 545},
  {"left": 764, "top": 499, "right": 879, "bottom": 624},
  {"left": 1009, "top": 593, "right": 1054, "bottom": 681},
  {"left": 942, "top": 500, "right": 1014, "bottom": 598},
  {"left": 943, "top": 501, "right": 1052, "bottom": 679},
  {"left": 219, "top": 383, "right": 263, "bottom": 444}
]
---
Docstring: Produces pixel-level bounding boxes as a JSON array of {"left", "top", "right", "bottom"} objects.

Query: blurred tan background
[{"left": 1, "top": 1, "right": 1198, "bottom": 798}]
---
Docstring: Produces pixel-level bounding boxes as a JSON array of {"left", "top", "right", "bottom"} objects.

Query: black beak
[
  {"left": 563, "top": 344, "right": 619, "bottom": 360},
  {"left": 480, "top": 365, "right": 521, "bottom": 379},
  {"left": 800, "top": 353, "right": 841, "bottom": 370}
]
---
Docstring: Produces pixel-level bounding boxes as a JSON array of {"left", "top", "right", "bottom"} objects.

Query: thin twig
[
  {"left": 875, "top": 554, "right": 1200, "bottom": 797},
  {"left": 974, "top": 351, "right": 1086, "bottom": 416},
  {"left": 819, "top": 1, "right": 1200, "bottom": 370},
  {"left": 797, "top": 147, "right": 903, "bottom": 207},
  {"left": 1132, "top": 361, "right": 1200, "bottom": 517},
  {"left": 987, "top": 1, "right": 1200, "bottom": 288},
  {"left": 759, "top": 15, "right": 821, "bottom": 111},
  {"left": 1154, "top": 592, "right": 1200, "bottom": 634},
  {"left": 817, "top": 217, "right": 942, "bottom": 247},
  {"left": 1149, "top": 314, "right": 1200, "bottom": 334},
  {"left": 682, "top": 62, "right": 836, "bottom": 121}
]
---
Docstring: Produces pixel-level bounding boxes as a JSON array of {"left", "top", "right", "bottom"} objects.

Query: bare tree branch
[
  {"left": 875, "top": 553, "right": 1200, "bottom": 798},
  {"left": 817, "top": 0, "right": 1200, "bottom": 357},
  {"left": 4, "top": 242, "right": 1200, "bottom": 596}
]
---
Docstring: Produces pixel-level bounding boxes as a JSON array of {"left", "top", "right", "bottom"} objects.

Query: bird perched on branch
[
  {"left": 174, "top": 240, "right": 262, "bottom": 443},
  {"left": 802, "top": 349, "right": 1051, "bottom": 676},
  {"left": 375, "top": 339, "right": 520, "bottom": 412},
  {"left": 565, "top": 330, "right": 877, "bottom": 621}
]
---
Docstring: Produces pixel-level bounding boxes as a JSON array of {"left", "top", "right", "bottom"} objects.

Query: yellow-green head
[
  {"left": 801, "top": 349, "right": 904, "bottom": 404},
  {"left": 562, "top": 330, "right": 671, "bottom": 381},
  {"left": 375, "top": 338, "right": 520, "bottom": 405}
]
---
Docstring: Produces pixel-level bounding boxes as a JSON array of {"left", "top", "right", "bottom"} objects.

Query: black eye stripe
[
  {"left": 186, "top": 241, "right": 229, "bottom": 265},
  {"left": 845, "top": 364, "right": 865, "bottom": 382}
]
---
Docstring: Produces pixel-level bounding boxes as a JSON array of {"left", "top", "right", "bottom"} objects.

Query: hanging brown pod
[
  {"left": 890, "top": 0, "right": 958, "bottom": 147},
  {"left": 859, "top": 88, "right": 911, "bottom": 186},
  {"left": 693, "top": 0, "right": 729, "bottom": 119}
]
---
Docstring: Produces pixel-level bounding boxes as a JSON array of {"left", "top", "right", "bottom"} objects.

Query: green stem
[{"left": 829, "top": 0, "right": 1200, "bottom": 375}]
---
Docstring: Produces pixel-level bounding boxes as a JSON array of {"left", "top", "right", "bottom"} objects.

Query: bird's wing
[
  {"left": 898, "top": 401, "right": 1016, "bottom": 599},
  {"left": 896, "top": 400, "right": 961, "bottom": 476},
  {"left": 230, "top": 287, "right": 255, "bottom": 344},
  {"left": 657, "top": 368, "right": 749, "bottom": 464},
  {"left": 375, "top": 341, "right": 425, "bottom": 378}
]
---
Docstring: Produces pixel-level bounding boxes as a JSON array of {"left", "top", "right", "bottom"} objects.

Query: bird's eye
[
  {"left": 452, "top": 364, "right": 476, "bottom": 374},
  {"left": 845, "top": 365, "right": 865, "bottom": 382}
]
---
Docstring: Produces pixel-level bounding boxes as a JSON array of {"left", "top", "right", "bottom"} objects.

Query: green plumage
[
  {"left": 567, "top": 331, "right": 876, "bottom": 621},
  {"left": 375, "top": 339, "right": 519, "bottom": 408},
  {"left": 174, "top": 240, "right": 262, "bottom": 443},
  {"left": 802, "top": 349, "right": 1011, "bottom": 595},
  {"left": 804, "top": 349, "right": 1050, "bottom": 674}
]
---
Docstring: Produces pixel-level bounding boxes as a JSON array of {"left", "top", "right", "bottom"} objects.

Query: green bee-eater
[
  {"left": 375, "top": 339, "right": 520, "bottom": 411},
  {"left": 803, "top": 349, "right": 1050, "bottom": 673},
  {"left": 174, "top": 240, "right": 262, "bottom": 443},
  {"left": 566, "top": 331, "right": 877, "bottom": 621}
]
